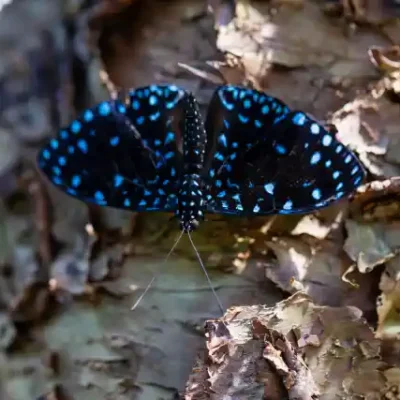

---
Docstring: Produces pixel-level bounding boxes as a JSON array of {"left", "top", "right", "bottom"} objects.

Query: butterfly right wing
[
  {"left": 38, "top": 85, "right": 187, "bottom": 212},
  {"left": 205, "top": 106, "right": 365, "bottom": 216},
  {"left": 242, "top": 111, "right": 366, "bottom": 214}
]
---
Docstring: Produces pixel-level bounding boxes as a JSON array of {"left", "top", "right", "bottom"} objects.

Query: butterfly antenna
[
  {"left": 99, "top": 68, "right": 119, "bottom": 100},
  {"left": 131, "top": 229, "right": 185, "bottom": 311},
  {"left": 187, "top": 231, "right": 225, "bottom": 315}
]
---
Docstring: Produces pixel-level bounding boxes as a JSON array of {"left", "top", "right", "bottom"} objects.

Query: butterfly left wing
[
  {"left": 38, "top": 84, "right": 187, "bottom": 212},
  {"left": 204, "top": 90, "right": 366, "bottom": 215}
]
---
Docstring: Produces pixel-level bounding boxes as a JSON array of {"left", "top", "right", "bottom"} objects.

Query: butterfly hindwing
[
  {"left": 206, "top": 108, "right": 365, "bottom": 215},
  {"left": 38, "top": 85, "right": 188, "bottom": 212}
]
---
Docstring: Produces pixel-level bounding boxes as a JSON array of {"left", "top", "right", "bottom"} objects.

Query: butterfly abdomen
[{"left": 177, "top": 173, "right": 205, "bottom": 232}]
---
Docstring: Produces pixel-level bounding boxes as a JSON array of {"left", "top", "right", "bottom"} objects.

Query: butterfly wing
[
  {"left": 38, "top": 85, "right": 186, "bottom": 212},
  {"left": 204, "top": 86, "right": 365, "bottom": 215}
]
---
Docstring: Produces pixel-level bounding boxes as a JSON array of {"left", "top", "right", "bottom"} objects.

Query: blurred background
[{"left": 0, "top": 0, "right": 400, "bottom": 399}]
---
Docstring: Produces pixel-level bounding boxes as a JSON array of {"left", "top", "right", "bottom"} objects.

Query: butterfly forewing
[{"left": 38, "top": 85, "right": 187, "bottom": 212}]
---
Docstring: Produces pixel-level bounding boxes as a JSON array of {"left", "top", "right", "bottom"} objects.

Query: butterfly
[{"left": 37, "top": 84, "right": 366, "bottom": 232}]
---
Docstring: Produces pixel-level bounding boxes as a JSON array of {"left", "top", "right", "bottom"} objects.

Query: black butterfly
[{"left": 37, "top": 84, "right": 365, "bottom": 232}]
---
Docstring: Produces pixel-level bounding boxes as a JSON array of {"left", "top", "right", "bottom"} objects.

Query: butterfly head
[{"left": 179, "top": 218, "right": 200, "bottom": 233}]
